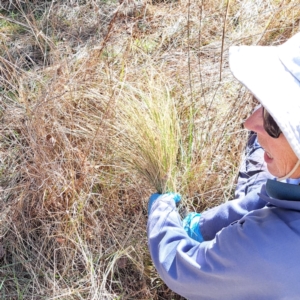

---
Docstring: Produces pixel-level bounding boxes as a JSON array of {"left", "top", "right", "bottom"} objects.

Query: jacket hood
[{"left": 259, "top": 179, "right": 300, "bottom": 211}]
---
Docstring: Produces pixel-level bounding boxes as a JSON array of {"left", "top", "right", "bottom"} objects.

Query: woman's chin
[{"left": 265, "top": 155, "right": 280, "bottom": 177}]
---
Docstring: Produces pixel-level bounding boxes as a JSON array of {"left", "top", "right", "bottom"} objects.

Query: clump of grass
[
  {"left": 113, "top": 71, "right": 181, "bottom": 194},
  {"left": 0, "top": 0, "right": 300, "bottom": 299}
]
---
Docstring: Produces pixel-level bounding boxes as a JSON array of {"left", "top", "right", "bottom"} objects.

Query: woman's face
[{"left": 244, "top": 106, "right": 300, "bottom": 178}]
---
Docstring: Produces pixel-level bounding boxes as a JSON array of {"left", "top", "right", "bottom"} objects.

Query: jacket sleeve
[
  {"left": 199, "top": 186, "right": 267, "bottom": 240},
  {"left": 147, "top": 194, "right": 296, "bottom": 300}
]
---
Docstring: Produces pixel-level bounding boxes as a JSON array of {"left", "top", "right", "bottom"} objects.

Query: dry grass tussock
[{"left": 0, "top": 0, "right": 299, "bottom": 298}]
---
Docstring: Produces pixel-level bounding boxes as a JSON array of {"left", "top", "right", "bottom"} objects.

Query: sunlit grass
[{"left": 0, "top": 0, "right": 299, "bottom": 299}]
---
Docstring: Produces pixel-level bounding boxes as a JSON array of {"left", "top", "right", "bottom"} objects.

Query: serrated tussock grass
[
  {"left": 0, "top": 0, "right": 300, "bottom": 299},
  {"left": 113, "top": 71, "right": 181, "bottom": 194}
]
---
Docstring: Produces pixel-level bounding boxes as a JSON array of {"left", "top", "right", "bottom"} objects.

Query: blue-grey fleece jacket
[{"left": 147, "top": 180, "right": 300, "bottom": 300}]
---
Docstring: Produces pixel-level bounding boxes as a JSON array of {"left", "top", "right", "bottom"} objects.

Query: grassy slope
[{"left": 0, "top": 0, "right": 299, "bottom": 299}]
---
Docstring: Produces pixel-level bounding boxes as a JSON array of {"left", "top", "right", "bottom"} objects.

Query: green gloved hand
[
  {"left": 183, "top": 212, "right": 204, "bottom": 242},
  {"left": 148, "top": 193, "right": 181, "bottom": 214}
]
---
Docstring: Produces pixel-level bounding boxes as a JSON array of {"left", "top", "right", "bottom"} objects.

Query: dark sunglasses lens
[{"left": 263, "top": 108, "right": 281, "bottom": 138}]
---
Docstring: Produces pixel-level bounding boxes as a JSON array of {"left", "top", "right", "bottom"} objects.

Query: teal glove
[
  {"left": 183, "top": 212, "right": 204, "bottom": 242},
  {"left": 148, "top": 193, "right": 181, "bottom": 214}
]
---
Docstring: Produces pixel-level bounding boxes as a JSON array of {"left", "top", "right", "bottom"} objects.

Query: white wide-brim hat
[{"left": 229, "top": 33, "right": 300, "bottom": 160}]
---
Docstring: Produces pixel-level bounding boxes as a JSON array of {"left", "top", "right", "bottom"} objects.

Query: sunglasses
[{"left": 262, "top": 107, "right": 282, "bottom": 138}]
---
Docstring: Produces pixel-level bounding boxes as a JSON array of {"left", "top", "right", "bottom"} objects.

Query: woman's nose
[{"left": 243, "top": 106, "right": 264, "bottom": 134}]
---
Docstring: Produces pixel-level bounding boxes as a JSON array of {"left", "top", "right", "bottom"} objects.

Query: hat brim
[{"left": 229, "top": 45, "right": 300, "bottom": 160}]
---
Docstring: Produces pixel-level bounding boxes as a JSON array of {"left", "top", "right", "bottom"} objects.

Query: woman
[{"left": 147, "top": 32, "right": 300, "bottom": 299}]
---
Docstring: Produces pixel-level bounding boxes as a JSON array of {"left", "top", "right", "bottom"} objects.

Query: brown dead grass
[{"left": 0, "top": 0, "right": 300, "bottom": 299}]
